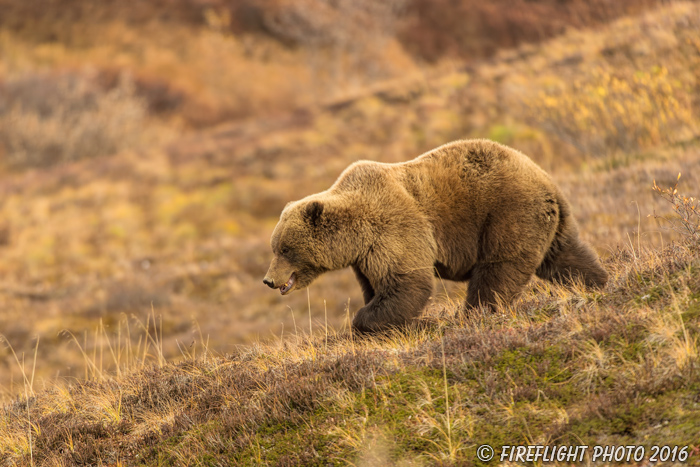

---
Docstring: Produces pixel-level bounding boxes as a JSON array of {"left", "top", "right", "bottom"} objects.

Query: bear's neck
[
  {"left": 337, "top": 214, "right": 381, "bottom": 270},
  {"left": 315, "top": 209, "right": 367, "bottom": 270}
]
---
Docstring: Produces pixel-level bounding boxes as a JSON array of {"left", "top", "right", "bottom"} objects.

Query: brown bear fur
[{"left": 263, "top": 139, "right": 608, "bottom": 333}]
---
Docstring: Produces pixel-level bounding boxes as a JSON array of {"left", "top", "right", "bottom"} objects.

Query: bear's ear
[{"left": 304, "top": 200, "right": 324, "bottom": 226}]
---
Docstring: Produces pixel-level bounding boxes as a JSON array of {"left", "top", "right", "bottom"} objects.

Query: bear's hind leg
[
  {"left": 466, "top": 261, "right": 535, "bottom": 311},
  {"left": 536, "top": 237, "right": 608, "bottom": 288}
]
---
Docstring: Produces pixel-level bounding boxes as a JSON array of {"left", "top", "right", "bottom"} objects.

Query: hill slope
[{"left": 1, "top": 237, "right": 699, "bottom": 465}]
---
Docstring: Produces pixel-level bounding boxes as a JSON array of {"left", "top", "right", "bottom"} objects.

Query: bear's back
[
  {"left": 414, "top": 139, "right": 547, "bottom": 180},
  {"left": 330, "top": 139, "right": 555, "bottom": 209}
]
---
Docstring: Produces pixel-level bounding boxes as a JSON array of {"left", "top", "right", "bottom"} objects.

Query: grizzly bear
[{"left": 263, "top": 139, "right": 607, "bottom": 333}]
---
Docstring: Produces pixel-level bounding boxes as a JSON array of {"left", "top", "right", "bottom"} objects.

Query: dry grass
[{"left": 0, "top": 237, "right": 698, "bottom": 465}]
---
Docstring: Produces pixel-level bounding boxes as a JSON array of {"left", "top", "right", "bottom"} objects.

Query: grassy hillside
[
  {"left": 1, "top": 1, "right": 700, "bottom": 464},
  {"left": 1, "top": 236, "right": 698, "bottom": 465}
]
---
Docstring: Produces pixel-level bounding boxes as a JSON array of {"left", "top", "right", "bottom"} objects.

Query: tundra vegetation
[{"left": 0, "top": 1, "right": 699, "bottom": 465}]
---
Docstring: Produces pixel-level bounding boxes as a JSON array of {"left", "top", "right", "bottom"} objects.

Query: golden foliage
[{"left": 528, "top": 66, "right": 696, "bottom": 157}]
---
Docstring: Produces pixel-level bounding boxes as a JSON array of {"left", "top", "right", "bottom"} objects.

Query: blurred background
[{"left": 1, "top": 0, "right": 699, "bottom": 400}]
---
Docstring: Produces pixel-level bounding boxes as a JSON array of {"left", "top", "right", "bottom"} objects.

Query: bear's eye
[{"left": 280, "top": 246, "right": 290, "bottom": 255}]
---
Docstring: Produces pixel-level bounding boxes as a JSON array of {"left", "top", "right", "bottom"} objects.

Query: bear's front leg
[{"left": 352, "top": 270, "right": 433, "bottom": 334}]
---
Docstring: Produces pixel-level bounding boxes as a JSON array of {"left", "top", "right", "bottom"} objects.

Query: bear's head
[{"left": 263, "top": 198, "right": 332, "bottom": 295}]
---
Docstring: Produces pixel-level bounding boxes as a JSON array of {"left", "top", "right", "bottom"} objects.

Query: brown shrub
[
  {"left": 0, "top": 71, "right": 145, "bottom": 169},
  {"left": 652, "top": 175, "right": 700, "bottom": 240},
  {"left": 397, "top": 0, "right": 664, "bottom": 62}
]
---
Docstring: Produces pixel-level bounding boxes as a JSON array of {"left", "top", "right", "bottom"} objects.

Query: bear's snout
[{"left": 263, "top": 277, "right": 275, "bottom": 288}]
